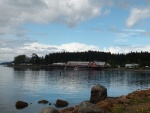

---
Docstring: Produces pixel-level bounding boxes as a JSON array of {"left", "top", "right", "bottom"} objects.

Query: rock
[
  {"left": 39, "top": 107, "right": 59, "bottom": 113},
  {"left": 55, "top": 99, "right": 69, "bottom": 107},
  {"left": 117, "top": 96, "right": 130, "bottom": 104},
  {"left": 78, "top": 101, "right": 105, "bottom": 113},
  {"left": 96, "top": 97, "right": 117, "bottom": 112},
  {"left": 90, "top": 85, "right": 107, "bottom": 103},
  {"left": 15, "top": 100, "right": 28, "bottom": 109},
  {"left": 38, "top": 100, "right": 49, "bottom": 104},
  {"left": 62, "top": 107, "right": 75, "bottom": 112},
  {"left": 97, "top": 101, "right": 111, "bottom": 112},
  {"left": 126, "top": 89, "right": 150, "bottom": 99},
  {"left": 60, "top": 107, "right": 75, "bottom": 113}
]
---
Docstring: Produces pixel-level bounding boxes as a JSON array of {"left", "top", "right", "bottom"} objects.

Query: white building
[
  {"left": 52, "top": 63, "right": 66, "bottom": 66},
  {"left": 88, "top": 61, "right": 106, "bottom": 68},
  {"left": 125, "top": 64, "right": 139, "bottom": 68},
  {"left": 67, "top": 61, "right": 90, "bottom": 67}
]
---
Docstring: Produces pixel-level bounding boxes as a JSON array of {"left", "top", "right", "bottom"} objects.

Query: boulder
[
  {"left": 15, "top": 100, "right": 28, "bottom": 109},
  {"left": 38, "top": 100, "right": 49, "bottom": 104},
  {"left": 78, "top": 101, "right": 105, "bottom": 113},
  {"left": 61, "top": 107, "right": 75, "bottom": 113},
  {"left": 90, "top": 85, "right": 107, "bottom": 103},
  {"left": 55, "top": 99, "right": 69, "bottom": 107},
  {"left": 39, "top": 107, "right": 59, "bottom": 113}
]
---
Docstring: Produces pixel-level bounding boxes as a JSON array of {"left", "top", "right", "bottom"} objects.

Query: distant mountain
[{"left": 0, "top": 62, "right": 13, "bottom": 65}]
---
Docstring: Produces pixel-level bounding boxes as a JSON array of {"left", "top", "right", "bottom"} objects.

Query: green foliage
[
  {"left": 13, "top": 51, "right": 150, "bottom": 66},
  {"left": 129, "top": 95, "right": 139, "bottom": 105},
  {"left": 14, "top": 55, "right": 26, "bottom": 64},
  {"left": 30, "top": 53, "right": 41, "bottom": 64},
  {"left": 112, "top": 105, "right": 125, "bottom": 113}
]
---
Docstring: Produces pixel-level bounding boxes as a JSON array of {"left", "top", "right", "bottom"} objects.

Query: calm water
[{"left": 0, "top": 66, "right": 150, "bottom": 113}]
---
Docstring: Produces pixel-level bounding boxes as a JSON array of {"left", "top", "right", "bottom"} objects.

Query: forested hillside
[{"left": 13, "top": 51, "right": 150, "bottom": 67}]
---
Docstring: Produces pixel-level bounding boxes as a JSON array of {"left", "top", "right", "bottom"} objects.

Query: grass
[
  {"left": 129, "top": 95, "right": 139, "bottom": 105},
  {"left": 136, "top": 106, "right": 150, "bottom": 113},
  {"left": 112, "top": 93, "right": 150, "bottom": 113},
  {"left": 112, "top": 105, "right": 125, "bottom": 113}
]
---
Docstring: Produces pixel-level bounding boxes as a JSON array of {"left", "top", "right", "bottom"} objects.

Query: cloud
[
  {"left": 59, "top": 42, "right": 99, "bottom": 52},
  {"left": 0, "top": 41, "right": 99, "bottom": 62},
  {"left": 0, "top": 0, "right": 113, "bottom": 40},
  {"left": 109, "top": 26, "right": 147, "bottom": 42},
  {"left": 126, "top": 7, "right": 150, "bottom": 27},
  {"left": 123, "top": 29, "right": 146, "bottom": 33},
  {"left": 103, "top": 45, "right": 150, "bottom": 53},
  {"left": 0, "top": 37, "right": 34, "bottom": 48},
  {"left": 1, "top": 38, "right": 150, "bottom": 62},
  {"left": 0, "top": 0, "right": 112, "bottom": 28}
]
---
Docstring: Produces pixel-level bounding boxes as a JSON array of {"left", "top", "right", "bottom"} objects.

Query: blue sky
[{"left": 0, "top": 0, "right": 150, "bottom": 62}]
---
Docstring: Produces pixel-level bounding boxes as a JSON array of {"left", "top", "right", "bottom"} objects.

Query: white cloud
[
  {"left": 1, "top": 39, "right": 150, "bottom": 62},
  {"left": 59, "top": 42, "right": 99, "bottom": 52},
  {"left": 0, "top": 0, "right": 112, "bottom": 28},
  {"left": 126, "top": 7, "right": 150, "bottom": 27},
  {"left": 0, "top": 0, "right": 113, "bottom": 40},
  {"left": 0, "top": 41, "right": 99, "bottom": 62},
  {"left": 104, "top": 45, "right": 150, "bottom": 53},
  {"left": 123, "top": 29, "right": 146, "bottom": 33}
]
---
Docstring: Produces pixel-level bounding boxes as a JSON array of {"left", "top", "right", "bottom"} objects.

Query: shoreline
[
  {"left": 6, "top": 65, "right": 150, "bottom": 72},
  {"left": 58, "top": 88, "right": 150, "bottom": 113}
]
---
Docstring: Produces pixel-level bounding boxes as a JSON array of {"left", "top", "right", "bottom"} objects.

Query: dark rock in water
[
  {"left": 39, "top": 107, "right": 59, "bottom": 113},
  {"left": 55, "top": 99, "right": 69, "bottom": 107},
  {"left": 90, "top": 85, "right": 107, "bottom": 103},
  {"left": 78, "top": 101, "right": 105, "bottom": 113},
  {"left": 15, "top": 101, "right": 28, "bottom": 109},
  {"left": 38, "top": 100, "right": 49, "bottom": 104}
]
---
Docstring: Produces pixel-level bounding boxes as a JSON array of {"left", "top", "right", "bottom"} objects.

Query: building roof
[
  {"left": 94, "top": 61, "right": 106, "bottom": 66},
  {"left": 125, "top": 64, "right": 139, "bottom": 67},
  {"left": 52, "top": 63, "right": 66, "bottom": 65},
  {"left": 67, "top": 61, "right": 90, "bottom": 64},
  {"left": 125, "top": 64, "right": 133, "bottom": 67}
]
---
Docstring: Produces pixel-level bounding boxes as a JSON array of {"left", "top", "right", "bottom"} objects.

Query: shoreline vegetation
[
  {"left": 13, "top": 51, "right": 150, "bottom": 68},
  {"left": 7, "top": 64, "right": 150, "bottom": 72}
]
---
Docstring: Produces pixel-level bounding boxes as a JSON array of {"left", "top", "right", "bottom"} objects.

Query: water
[{"left": 0, "top": 66, "right": 150, "bottom": 113}]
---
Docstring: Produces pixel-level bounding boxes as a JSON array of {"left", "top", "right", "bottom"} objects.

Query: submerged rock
[
  {"left": 15, "top": 100, "right": 28, "bottom": 109},
  {"left": 90, "top": 84, "right": 107, "bottom": 103},
  {"left": 38, "top": 100, "right": 49, "bottom": 104},
  {"left": 39, "top": 107, "right": 59, "bottom": 113},
  {"left": 55, "top": 99, "right": 69, "bottom": 107}
]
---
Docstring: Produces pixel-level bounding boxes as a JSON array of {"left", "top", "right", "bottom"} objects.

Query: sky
[{"left": 1, "top": 0, "right": 150, "bottom": 62}]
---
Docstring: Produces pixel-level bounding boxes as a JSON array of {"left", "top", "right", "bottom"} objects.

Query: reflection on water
[{"left": 0, "top": 66, "right": 150, "bottom": 113}]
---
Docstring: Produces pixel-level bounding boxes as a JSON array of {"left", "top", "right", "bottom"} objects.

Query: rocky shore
[{"left": 16, "top": 85, "right": 150, "bottom": 113}]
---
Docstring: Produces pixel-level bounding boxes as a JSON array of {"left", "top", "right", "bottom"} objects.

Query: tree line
[{"left": 14, "top": 51, "right": 150, "bottom": 67}]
